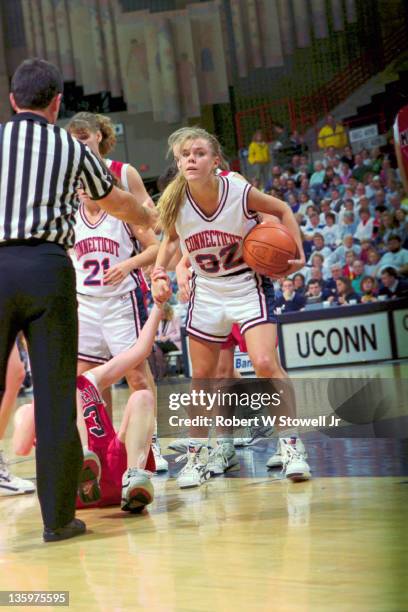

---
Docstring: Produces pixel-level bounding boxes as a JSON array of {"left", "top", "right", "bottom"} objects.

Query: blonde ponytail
[
  {"left": 157, "top": 173, "right": 187, "bottom": 233},
  {"left": 159, "top": 126, "right": 224, "bottom": 234}
]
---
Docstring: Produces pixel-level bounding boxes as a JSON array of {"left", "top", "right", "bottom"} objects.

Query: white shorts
[
  {"left": 77, "top": 288, "right": 147, "bottom": 363},
  {"left": 186, "top": 271, "right": 276, "bottom": 343}
]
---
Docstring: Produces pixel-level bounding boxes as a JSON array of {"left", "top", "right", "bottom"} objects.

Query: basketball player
[
  {"left": 67, "top": 114, "right": 168, "bottom": 473},
  {"left": 12, "top": 303, "right": 167, "bottom": 513},
  {"left": 152, "top": 127, "right": 311, "bottom": 487},
  {"left": 0, "top": 345, "right": 35, "bottom": 495}
]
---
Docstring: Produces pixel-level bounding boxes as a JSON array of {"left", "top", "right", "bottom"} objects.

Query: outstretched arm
[
  {"left": 91, "top": 305, "right": 163, "bottom": 392},
  {"left": 151, "top": 226, "right": 180, "bottom": 304}
]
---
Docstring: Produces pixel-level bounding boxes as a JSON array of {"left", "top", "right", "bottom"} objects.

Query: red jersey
[{"left": 76, "top": 374, "right": 155, "bottom": 508}]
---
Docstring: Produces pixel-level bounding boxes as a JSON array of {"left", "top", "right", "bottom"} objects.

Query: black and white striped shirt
[{"left": 0, "top": 112, "right": 113, "bottom": 248}]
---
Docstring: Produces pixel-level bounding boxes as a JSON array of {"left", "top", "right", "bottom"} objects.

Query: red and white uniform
[
  {"left": 73, "top": 203, "right": 141, "bottom": 298},
  {"left": 175, "top": 173, "right": 276, "bottom": 342},
  {"left": 106, "top": 158, "right": 149, "bottom": 296},
  {"left": 76, "top": 372, "right": 155, "bottom": 509},
  {"left": 72, "top": 162, "right": 147, "bottom": 363}
]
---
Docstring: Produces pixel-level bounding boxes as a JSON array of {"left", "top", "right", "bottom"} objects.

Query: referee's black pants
[{"left": 0, "top": 241, "right": 83, "bottom": 529}]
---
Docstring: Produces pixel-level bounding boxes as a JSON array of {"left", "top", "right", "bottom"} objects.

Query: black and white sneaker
[
  {"left": 176, "top": 444, "right": 211, "bottom": 489},
  {"left": 0, "top": 451, "right": 35, "bottom": 496}
]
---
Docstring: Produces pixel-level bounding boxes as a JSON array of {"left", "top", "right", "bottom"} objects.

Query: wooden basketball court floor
[{"left": 1, "top": 362, "right": 407, "bottom": 612}]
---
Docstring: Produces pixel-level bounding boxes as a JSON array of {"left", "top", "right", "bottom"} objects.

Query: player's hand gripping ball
[{"left": 243, "top": 222, "right": 299, "bottom": 278}]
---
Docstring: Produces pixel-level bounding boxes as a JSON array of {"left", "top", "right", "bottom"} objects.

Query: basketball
[{"left": 243, "top": 222, "right": 298, "bottom": 277}]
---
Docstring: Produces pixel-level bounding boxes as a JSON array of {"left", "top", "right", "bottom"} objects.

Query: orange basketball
[{"left": 243, "top": 222, "right": 298, "bottom": 278}]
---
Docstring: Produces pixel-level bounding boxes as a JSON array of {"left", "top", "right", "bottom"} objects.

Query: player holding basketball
[
  {"left": 67, "top": 114, "right": 168, "bottom": 472},
  {"left": 12, "top": 303, "right": 167, "bottom": 517},
  {"left": 152, "top": 127, "right": 311, "bottom": 487}
]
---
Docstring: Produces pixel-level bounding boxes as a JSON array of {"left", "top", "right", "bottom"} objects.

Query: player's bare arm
[
  {"left": 248, "top": 189, "right": 305, "bottom": 273},
  {"left": 176, "top": 252, "right": 192, "bottom": 303},
  {"left": 126, "top": 165, "right": 156, "bottom": 210},
  {"left": 91, "top": 304, "right": 163, "bottom": 391},
  {"left": 151, "top": 227, "right": 180, "bottom": 304}
]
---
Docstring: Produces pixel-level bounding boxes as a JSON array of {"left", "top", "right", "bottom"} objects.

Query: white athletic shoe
[
  {"left": 176, "top": 444, "right": 211, "bottom": 489},
  {"left": 0, "top": 451, "right": 35, "bottom": 496},
  {"left": 168, "top": 438, "right": 211, "bottom": 453},
  {"left": 234, "top": 423, "right": 274, "bottom": 447},
  {"left": 152, "top": 438, "right": 168, "bottom": 472},
  {"left": 208, "top": 442, "right": 240, "bottom": 476},
  {"left": 269, "top": 437, "right": 311, "bottom": 481},
  {"left": 121, "top": 468, "right": 154, "bottom": 512}
]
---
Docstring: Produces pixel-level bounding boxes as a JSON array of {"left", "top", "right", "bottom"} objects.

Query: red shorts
[
  {"left": 221, "top": 323, "right": 247, "bottom": 352},
  {"left": 75, "top": 375, "right": 156, "bottom": 509},
  {"left": 76, "top": 437, "right": 155, "bottom": 509}
]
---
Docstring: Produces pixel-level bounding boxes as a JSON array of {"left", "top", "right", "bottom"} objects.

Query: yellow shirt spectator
[
  {"left": 248, "top": 141, "right": 270, "bottom": 164},
  {"left": 317, "top": 115, "right": 348, "bottom": 149}
]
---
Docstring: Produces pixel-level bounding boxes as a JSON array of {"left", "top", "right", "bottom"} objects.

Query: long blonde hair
[{"left": 158, "top": 127, "right": 224, "bottom": 233}]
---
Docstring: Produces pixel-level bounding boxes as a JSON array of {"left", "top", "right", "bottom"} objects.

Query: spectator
[
  {"left": 305, "top": 280, "right": 324, "bottom": 304},
  {"left": 324, "top": 263, "right": 343, "bottom": 298},
  {"left": 274, "top": 278, "right": 306, "bottom": 313},
  {"left": 304, "top": 212, "right": 326, "bottom": 237},
  {"left": 329, "top": 234, "right": 361, "bottom": 267},
  {"left": 341, "top": 145, "right": 355, "bottom": 168},
  {"left": 308, "top": 233, "right": 332, "bottom": 261},
  {"left": 358, "top": 239, "right": 373, "bottom": 264},
  {"left": 366, "top": 175, "right": 383, "bottom": 201},
  {"left": 378, "top": 235, "right": 408, "bottom": 276},
  {"left": 369, "top": 147, "right": 383, "bottom": 174},
  {"left": 360, "top": 276, "right": 378, "bottom": 303},
  {"left": 378, "top": 267, "right": 408, "bottom": 299},
  {"left": 351, "top": 260, "right": 366, "bottom": 294},
  {"left": 329, "top": 277, "right": 361, "bottom": 305},
  {"left": 332, "top": 173, "right": 345, "bottom": 195},
  {"left": 319, "top": 199, "right": 332, "bottom": 222},
  {"left": 298, "top": 192, "right": 314, "bottom": 216},
  {"left": 287, "top": 193, "right": 300, "bottom": 213},
  {"left": 354, "top": 209, "right": 374, "bottom": 242},
  {"left": 248, "top": 130, "right": 270, "bottom": 187},
  {"left": 352, "top": 153, "right": 369, "bottom": 182},
  {"left": 156, "top": 303, "right": 181, "bottom": 352},
  {"left": 310, "top": 161, "right": 326, "bottom": 188},
  {"left": 394, "top": 209, "right": 407, "bottom": 243},
  {"left": 377, "top": 210, "right": 396, "bottom": 246},
  {"left": 343, "top": 251, "right": 357, "bottom": 278},
  {"left": 317, "top": 114, "right": 347, "bottom": 150},
  {"left": 338, "top": 211, "right": 357, "bottom": 240},
  {"left": 289, "top": 131, "right": 308, "bottom": 157},
  {"left": 365, "top": 248, "right": 381, "bottom": 277},
  {"left": 322, "top": 212, "right": 341, "bottom": 248},
  {"left": 272, "top": 123, "right": 293, "bottom": 167},
  {"left": 293, "top": 273, "right": 306, "bottom": 295},
  {"left": 330, "top": 188, "right": 345, "bottom": 213}
]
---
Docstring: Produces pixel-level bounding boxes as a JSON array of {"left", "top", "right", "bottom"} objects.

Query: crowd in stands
[
  {"left": 146, "top": 116, "right": 408, "bottom": 325},
  {"left": 241, "top": 118, "right": 408, "bottom": 313}
]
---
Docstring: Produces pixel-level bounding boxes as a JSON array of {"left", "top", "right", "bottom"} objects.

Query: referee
[{"left": 0, "top": 58, "right": 154, "bottom": 542}]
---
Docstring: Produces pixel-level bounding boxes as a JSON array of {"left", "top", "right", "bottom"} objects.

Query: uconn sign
[{"left": 282, "top": 313, "right": 392, "bottom": 368}]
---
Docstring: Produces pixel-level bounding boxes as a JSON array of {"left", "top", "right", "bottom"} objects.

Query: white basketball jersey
[
  {"left": 175, "top": 174, "right": 258, "bottom": 278},
  {"left": 72, "top": 203, "right": 141, "bottom": 297}
]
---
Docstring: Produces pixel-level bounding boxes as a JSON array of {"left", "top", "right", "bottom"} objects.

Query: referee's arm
[
  {"left": 80, "top": 146, "right": 157, "bottom": 228},
  {"left": 98, "top": 186, "right": 157, "bottom": 228}
]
